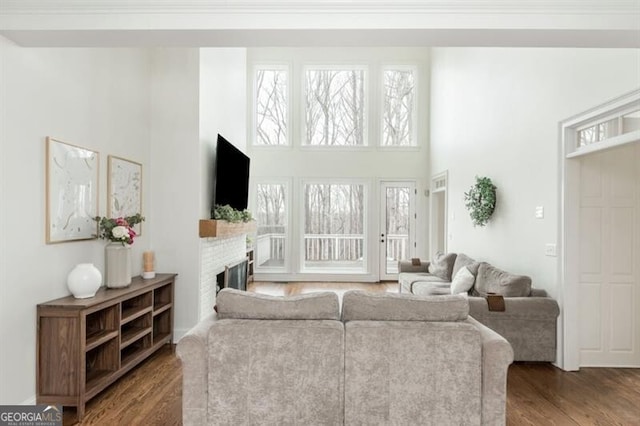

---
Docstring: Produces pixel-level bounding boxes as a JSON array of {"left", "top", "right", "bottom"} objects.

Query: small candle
[{"left": 143, "top": 251, "right": 154, "bottom": 272}]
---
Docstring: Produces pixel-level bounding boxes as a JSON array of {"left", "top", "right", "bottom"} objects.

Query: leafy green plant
[
  {"left": 213, "top": 204, "right": 253, "bottom": 223},
  {"left": 464, "top": 176, "right": 497, "bottom": 227}
]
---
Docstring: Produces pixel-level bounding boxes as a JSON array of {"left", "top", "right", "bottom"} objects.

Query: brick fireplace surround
[{"left": 199, "top": 234, "right": 247, "bottom": 320}]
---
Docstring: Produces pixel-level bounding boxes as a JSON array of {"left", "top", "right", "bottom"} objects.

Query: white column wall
[{"left": 149, "top": 48, "right": 202, "bottom": 340}]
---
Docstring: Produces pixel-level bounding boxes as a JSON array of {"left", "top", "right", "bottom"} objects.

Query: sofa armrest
[
  {"left": 398, "top": 259, "right": 430, "bottom": 273},
  {"left": 176, "top": 313, "right": 218, "bottom": 426},
  {"left": 467, "top": 316, "right": 513, "bottom": 426},
  {"left": 468, "top": 296, "right": 560, "bottom": 321}
]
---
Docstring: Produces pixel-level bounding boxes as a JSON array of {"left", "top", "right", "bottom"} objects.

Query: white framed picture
[
  {"left": 46, "top": 137, "right": 99, "bottom": 243},
  {"left": 107, "top": 155, "right": 143, "bottom": 234}
]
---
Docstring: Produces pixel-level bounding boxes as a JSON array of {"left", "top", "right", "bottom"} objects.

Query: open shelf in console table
[{"left": 36, "top": 273, "right": 177, "bottom": 420}]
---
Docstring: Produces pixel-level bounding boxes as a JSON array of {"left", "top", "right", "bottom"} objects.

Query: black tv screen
[{"left": 214, "top": 134, "right": 250, "bottom": 212}]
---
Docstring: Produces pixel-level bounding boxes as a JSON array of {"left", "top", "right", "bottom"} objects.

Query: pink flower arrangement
[{"left": 95, "top": 214, "right": 145, "bottom": 245}]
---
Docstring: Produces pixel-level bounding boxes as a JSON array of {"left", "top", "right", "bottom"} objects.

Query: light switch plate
[
  {"left": 545, "top": 243, "right": 557, "bottom": 257},
  {"left": 535, "top": 206, "right": 544, "bottom": 219}
]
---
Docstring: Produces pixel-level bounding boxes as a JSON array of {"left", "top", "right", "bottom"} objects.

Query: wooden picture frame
[
  {"left": 46, "top": 137, "right": 99, "bottom": 243},
  {"left": 107, "top": 155, "right": 143, "bottom": 235}
]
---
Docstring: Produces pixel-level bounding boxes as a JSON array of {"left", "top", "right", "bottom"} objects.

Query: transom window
[
  {"left": 254, "top": 68, "right": 288, "bottom": 146},
  {"left": 304, "top": 68, "right": 366, "bottom": 146},
  {"left": 382, "top": 68, "right": 417, "bottom": 147},
  {"left": 253, "top": 63, "right": 419, "bottom": 148},
  {"left": 562, "top": 89, "right": 639, "bottom": 158}
]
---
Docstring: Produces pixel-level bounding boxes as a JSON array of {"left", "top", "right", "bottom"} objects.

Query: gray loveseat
[
  {"left": 177, "top": 288, "right": 513, "bottom": 425},
  {"left": 399, "top": 252, "right": 560, "bottom": 362}
]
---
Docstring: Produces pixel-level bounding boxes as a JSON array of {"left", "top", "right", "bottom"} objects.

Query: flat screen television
[{"left": 213, "top": 134, "right": 250, "bottom": 214}]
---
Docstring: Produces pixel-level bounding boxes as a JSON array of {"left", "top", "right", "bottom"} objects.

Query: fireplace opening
[{"left": 216, "top": 257, "right": 249, "bottom": 294}]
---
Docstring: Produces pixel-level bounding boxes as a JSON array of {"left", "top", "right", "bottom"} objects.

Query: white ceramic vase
[
  {"left": 67, "top": 263, "right": 102, "bottom": 299},
  {"left": 105, "top": 242, "right": 132, "bottom": 288}
]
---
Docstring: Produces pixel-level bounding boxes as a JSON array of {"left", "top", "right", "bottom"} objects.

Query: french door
[{"left": 379, "top": 181, "right": 416, "bottom": 280}]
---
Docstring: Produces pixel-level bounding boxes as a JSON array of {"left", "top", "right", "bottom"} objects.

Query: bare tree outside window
[
  {"left": 256, "top": 183, "right": 287, "bottom": 268},
  {"left": 255, "top": 69, "right": 288, "bottom": 145},
  {"left": 386, "top": 187, "right": 410, "bottom": 236},
  {"left": 382, "top": 69, "right": 415, "bottom": 146},
  {"left": 304, "top": 183, "right": 365, "bottom": 271},
  {"left": 578, "top": 118, "right": 619, "bottom": 147},
  {"left": 385, "top": 187, "right": 410, "bottom": 273},
  {"left": 305, "top": 69, "right": 366, "bottom": 146}
]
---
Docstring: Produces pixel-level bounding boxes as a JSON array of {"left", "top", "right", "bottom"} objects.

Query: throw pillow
[
  {"left": 427, "top": 252, "right": 458, "bottom": 280},
  {"left": 450, "top": 266, "right": 475, "bottom": 295},
  {"left": 473, "top": 263, "right": 532, "bottom": 297},
  {"left": 451, "top": 253, "right": 478, "bottom": 279}
]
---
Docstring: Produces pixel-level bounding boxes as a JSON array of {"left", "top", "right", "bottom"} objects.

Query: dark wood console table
[{"left": 36, "top": 273, "right": 177, "bottom": 419}]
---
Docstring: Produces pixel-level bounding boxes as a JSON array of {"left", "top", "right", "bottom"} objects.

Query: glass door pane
[{"left": 380, "top": 182, "right": 415, "bottom": 279}]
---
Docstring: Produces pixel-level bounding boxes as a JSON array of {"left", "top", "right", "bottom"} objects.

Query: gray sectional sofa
[
  {"left": 177, "top": 288, "right": 513, "bottom": 426},
  {"left": 399, "top": 252, "right": 560, "bottom": 362}
]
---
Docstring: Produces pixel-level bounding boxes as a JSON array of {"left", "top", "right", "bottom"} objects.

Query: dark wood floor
[{"left": 63, "top": 282, "right": 640, "bottom": 425}]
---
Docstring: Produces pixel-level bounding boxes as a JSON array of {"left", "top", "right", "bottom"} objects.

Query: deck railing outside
[{"left": 255, "top": 233, "right": 409, "bottom": 267}]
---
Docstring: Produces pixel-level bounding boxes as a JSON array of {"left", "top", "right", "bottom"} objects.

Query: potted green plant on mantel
[{"left": 199, "top": 204, "right": 256, "bottom": 238}]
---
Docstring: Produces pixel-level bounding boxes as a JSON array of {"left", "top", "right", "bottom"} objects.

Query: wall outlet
[
  {"left": 535, "top": 206, "right": 544, "bottom": 219},
  {"left": 545, "top": 243, "right": 557, "bottom": 257}
]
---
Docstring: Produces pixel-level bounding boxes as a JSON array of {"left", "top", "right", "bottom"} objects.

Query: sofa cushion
[
  {"left": 451, "top": 253, "right": 479, "bottom": 279},
  {"left": 216, "top": 288, "right": 340, "bottom": 320},
  {"left": 412, "top": 282, "right": 452, "bottom": 296},
  {"left": 342, "top": 291, "right": 468, "bottom": 321},
  {"left": 473, "top": 263, "right": 532, "bottom": 297},
  {"left": 451, "top": 266, "right": 476, "bottom": 294},
  {"left": 398, "top": 272, "right": 447, "bottom": 293},
  {"left": 427, "top": 252, "right": 458, "bottom": 280}
]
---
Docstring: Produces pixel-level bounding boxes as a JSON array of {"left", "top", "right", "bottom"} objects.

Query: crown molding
[
  {"left": 1, "top": 0, "right": 639, "bottom": 15},
  {"left": 1, "top": 0, "right": 637, "bottom": 46}
]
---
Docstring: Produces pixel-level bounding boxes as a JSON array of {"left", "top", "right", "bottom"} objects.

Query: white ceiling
[{"left": 1, "top": 0, "right": 639, "bottom": 47}]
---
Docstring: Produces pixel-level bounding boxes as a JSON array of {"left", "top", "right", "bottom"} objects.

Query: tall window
[
  {"left": 255, "top": 183, "right": 287, "bottom": 270},
  {"left": 382, "top": 68, "right": 416, "bottom": 146},
  {"left": 254, "top": 68, "right": 288, "bottom": 145},
  {"left": 304, "top": 68, "right": 366, "bottom": 146},
  {"left": 303, "top": 183, "right": 366, "bottom": 272}
]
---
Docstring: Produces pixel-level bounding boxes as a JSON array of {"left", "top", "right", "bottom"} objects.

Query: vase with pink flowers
[{"left": 96, "top": 214, "right": 145, "bottom": 288}]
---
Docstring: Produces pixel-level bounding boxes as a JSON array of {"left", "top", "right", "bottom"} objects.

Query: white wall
[
  {"left": 430, "top": 48, "right": 640, "bottom": 296},
  {"left": 0, "top": 36, "right": 152, "bottom": 404},
  {"left": 148, "top": 48, "right": 201, "bottom": 340},
  {"left": 200, "top": 48, "right": 247, "bottom": 219}
]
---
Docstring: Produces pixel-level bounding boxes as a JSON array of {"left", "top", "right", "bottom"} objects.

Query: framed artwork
[
  {"left": 107, "top": 155, "right": 143, "bottom": 234},
  {"left": 46, "top": 137, "right": 99, "bottom": 243}
]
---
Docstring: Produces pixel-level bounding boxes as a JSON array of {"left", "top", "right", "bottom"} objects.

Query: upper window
[
  {"left": 382, "top": 68, "right": 417, "bottom": 147},
  {"left": 254, "top": 68, "right": 288, "bottom": 146},
  {"left": 304, "top": 68, "right": 366, "bottom": 146}
]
